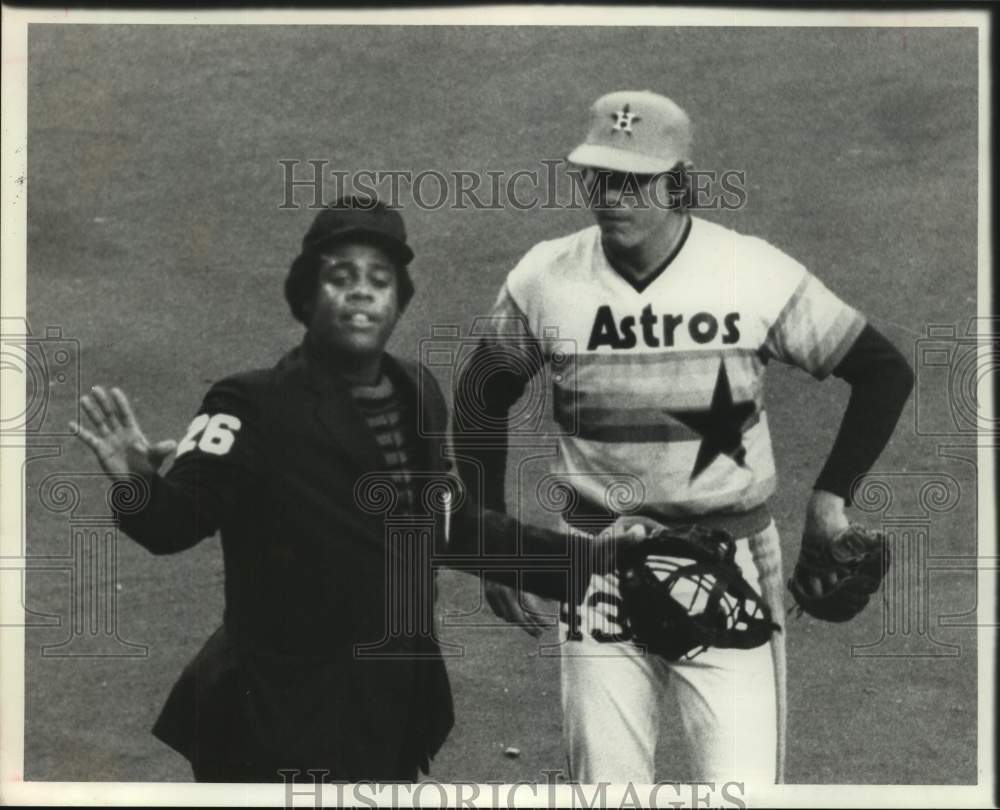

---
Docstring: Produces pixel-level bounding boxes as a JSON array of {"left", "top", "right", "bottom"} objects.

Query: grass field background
[{"left": 21, "top": 24, "right": 981, "bottom": 784}]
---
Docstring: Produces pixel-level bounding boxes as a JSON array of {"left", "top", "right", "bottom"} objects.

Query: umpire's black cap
[
  {"left": 301, "top": 195, "right": 414, "bottom": 265},
  {"left": 285, "top": 195, "right": 415, "bottom": 323}
]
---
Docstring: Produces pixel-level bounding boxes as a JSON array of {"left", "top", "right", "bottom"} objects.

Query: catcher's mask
[{"left": 618, "top": 525, "right": 780, "bottom": 661}]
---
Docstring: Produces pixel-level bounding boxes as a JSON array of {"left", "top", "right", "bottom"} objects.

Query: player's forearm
[
  {"left": 814, "top": 324, "right": 915, "bottom": 503},
  {"left": 113, "top": 474, "right": 216, "bottom": 555},
  {"left": 445, "top": 507, "right": 573, "bottom": 600},
  {"left": 448, "top": 507, "right": 566, "bottom": 557}
]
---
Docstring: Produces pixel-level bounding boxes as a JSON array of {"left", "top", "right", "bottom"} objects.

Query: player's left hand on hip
[
  {"left": 801, "top": 490, "right": 851, "bottom": 596},
  {"left": 804, "top": 490, "right": 850, "bottom": 543}
]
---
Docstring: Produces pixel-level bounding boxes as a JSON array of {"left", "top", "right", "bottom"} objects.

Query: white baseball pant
[{"left": 557, "top": 521, "right": 787, "bottom": 786}]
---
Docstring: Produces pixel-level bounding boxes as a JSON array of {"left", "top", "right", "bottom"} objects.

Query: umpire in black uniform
[{"left": 72, "top": 196, "right": 613, "bottom": 782}]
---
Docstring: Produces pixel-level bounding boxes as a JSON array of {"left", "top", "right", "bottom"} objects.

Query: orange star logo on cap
[
  {"left": 569, "top": 91, "right": 692, "bottom": 173},
  {"left": 610, "top": 104, "right": 641, "bottom": 135}
]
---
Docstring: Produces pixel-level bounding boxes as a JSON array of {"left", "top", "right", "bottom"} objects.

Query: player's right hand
[
  {"left": 70, "top": 385, "right": 177, "bottom": 481},
  {"left": 484, "top": 580, "right": 550, "bottom": 638}
]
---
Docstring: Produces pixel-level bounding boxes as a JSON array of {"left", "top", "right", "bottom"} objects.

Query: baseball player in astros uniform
[{"left": 453, "top": 91, "right": 913, "bottom": 784}]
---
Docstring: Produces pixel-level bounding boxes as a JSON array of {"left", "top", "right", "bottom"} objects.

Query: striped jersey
[
  {"left": 350, "top": 374, "right": 417, "bottom": 515},
  {"left": 482, "top": 215, "right": 866, "bottom": 520}
]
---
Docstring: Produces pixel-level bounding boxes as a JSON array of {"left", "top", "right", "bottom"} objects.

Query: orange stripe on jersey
[
  {"left": 557, "top": 351, "right": 765, "bottom": 411},
  {"left": 573, "top": 347, "right": 764, "bottom": 368},
  {"left": 815, "top": 307, "right": 867, "bottom": 378},
  {"left": 555, "top": 403, "right": 763, "bottom": 443},
  {"left": 764, "top": 274, "right": 867, "bottom": 378}
]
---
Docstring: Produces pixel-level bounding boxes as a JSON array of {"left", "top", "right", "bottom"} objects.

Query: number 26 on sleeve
[{"left": 176, "top": 413, "right": 242, "bottom": 457}]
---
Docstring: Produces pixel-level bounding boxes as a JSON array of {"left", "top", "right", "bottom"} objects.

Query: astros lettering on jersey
[{"left": 486, "top": 215, "right": 866, "bottom": 519}]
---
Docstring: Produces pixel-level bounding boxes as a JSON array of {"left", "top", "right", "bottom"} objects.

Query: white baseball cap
[{"left": 567, "top": 90, "right": 693, "bottom": 174}]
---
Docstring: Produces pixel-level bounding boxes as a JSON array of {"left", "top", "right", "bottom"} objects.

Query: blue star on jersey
[{"left": 666, "top": 361, "right": 755, "bottom": 480}]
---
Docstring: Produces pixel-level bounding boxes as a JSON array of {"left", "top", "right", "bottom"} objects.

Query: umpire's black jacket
[{"left": 115, "top": 340, "right": 566, "bottom": 780}]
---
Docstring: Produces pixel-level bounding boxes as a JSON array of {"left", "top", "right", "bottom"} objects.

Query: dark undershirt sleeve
[
  {"left": 813, "top": 324, "right": 914, "bottom": 504},
  {"left": 451, "top": 334, "right": 544, "bottom": 513}
]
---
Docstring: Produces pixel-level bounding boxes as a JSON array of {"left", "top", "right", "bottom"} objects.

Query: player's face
[
  {"left": 305, "top": 242, "right": 402, "bottom": 359},
  {"left": 584, "top": 169, "right": 673, "bottom": 251}
]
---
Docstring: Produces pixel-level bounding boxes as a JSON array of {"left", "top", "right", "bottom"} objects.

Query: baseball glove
[
  {"left": 617, "top": 524, "right": 780, "bottom": 661},
  {"left": 787, "top": 524, "right": 889, "bottom": 623}
]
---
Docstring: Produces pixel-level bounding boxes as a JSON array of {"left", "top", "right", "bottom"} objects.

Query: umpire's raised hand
[{"left": 71, "top": 385, "right": 177, "bottom": 480}]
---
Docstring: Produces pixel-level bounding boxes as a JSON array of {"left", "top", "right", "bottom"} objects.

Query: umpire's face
[
  {"left": 305, "top": 242, "right": 402, "bottom": 359},
  {"left": 585, "top": 169, "right": 675, "bottom": 252}
]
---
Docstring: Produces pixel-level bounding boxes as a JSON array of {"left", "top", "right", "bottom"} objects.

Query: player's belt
[{"left": 561, "top": 492, "right": 772, "bottom": 539}]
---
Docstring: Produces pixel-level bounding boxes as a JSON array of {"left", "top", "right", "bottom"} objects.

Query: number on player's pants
[
  {"left": 560, "top": 593, "right": 633, "bottom": 643},
  {"left": 176, "top": 413, "right": 242, "bottom": 457}
]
